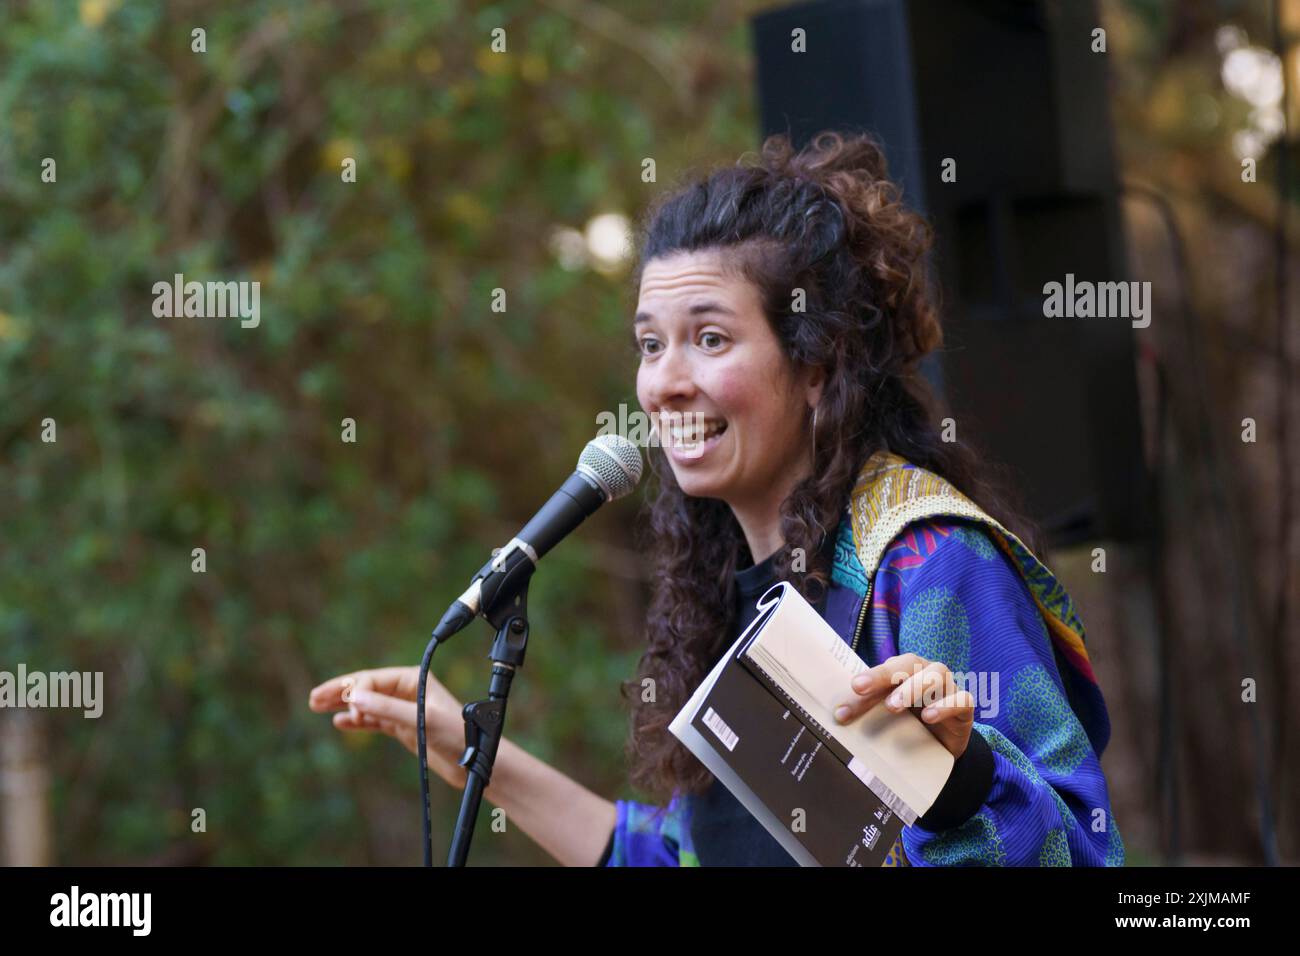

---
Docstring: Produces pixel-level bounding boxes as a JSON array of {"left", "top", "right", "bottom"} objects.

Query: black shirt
[{"left": 687, "top": 542, "right": 820, "bottom": 866}]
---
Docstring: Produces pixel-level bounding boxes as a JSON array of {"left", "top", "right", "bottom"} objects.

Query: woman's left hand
[{"left": 833, "top": 652, "right": 975, "bottom": 759}]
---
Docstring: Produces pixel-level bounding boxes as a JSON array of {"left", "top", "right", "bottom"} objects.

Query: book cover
[{"left": 670, "top": 582, "right": 954, "bottom": 867}]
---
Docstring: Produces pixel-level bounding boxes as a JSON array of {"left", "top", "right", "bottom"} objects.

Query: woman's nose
[{"left": 644, "top": 343, "right": 696, "bottom": 408}]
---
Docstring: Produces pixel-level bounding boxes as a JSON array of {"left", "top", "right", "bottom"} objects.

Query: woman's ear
[{"left": 805, "top": 365, "right": 826, "bottom": 410}]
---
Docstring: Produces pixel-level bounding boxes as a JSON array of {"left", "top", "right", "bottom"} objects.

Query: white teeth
[{"left": 668, "top": 420, "right": 725, "bottom": 443}]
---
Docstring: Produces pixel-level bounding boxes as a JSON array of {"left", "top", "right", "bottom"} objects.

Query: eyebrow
[{"left": 634, "top": 302, "right": 737, "bottom": 324}]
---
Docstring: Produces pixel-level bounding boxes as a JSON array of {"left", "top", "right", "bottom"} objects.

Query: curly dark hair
[{"left": 619, "top": 130, "right": 1042, "bottom": 805}]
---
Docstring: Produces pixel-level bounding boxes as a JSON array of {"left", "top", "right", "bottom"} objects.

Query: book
[{"left": 668, "top": 581, "right": 955, "bottom": 867}]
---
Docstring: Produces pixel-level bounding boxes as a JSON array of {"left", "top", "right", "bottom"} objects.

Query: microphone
[
  {"left": 509, "top": 432, "right": 645, "bottom": 567},
  {"left": 418, "top": 433, "right": 642, "bottom": 866},
  {"left": 432, "top": 433, "right": 643, "bottom": 638}
]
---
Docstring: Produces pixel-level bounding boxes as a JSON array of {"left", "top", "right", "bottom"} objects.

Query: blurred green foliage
[
  {"left": 4, "top": 0, "right": 1292, "bottom": 867},
  {"left": 0, "top": 0, "right": 758, "bottom": 864}
]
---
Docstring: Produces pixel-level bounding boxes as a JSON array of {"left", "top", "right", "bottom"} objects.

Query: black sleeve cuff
[
  {"left": 595, "top": 828, "right": 614, "bottom": 866},
  {"left": 915, "top": 729, "right": 995, "bottom": 831}
]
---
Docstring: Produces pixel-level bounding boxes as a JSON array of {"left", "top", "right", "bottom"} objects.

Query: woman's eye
[{"left": 637, "top": 332, "right": 723, "bottom": 354}]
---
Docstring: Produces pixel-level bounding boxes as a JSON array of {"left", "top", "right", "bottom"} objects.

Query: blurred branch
[
  {"left": 1149, "top": 150, "right": 1300, "bottom": 245},
  {"left": 159, "top": 0, "right": 377, "bottom": 242},
  {"left": 538, "top": 0, "right": 693, "bottom": 114},
  {"left": 159, "top": 14, "right": 295, "bottom": 242}
]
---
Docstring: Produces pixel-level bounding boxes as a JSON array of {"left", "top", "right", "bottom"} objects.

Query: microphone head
[{"left": 578, "top": 434, "right": 643, "bottom": 501}]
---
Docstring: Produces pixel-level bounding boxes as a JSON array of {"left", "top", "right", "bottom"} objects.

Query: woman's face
[{"left": 634, "top": 249, "right": 822, "bottom": 508}]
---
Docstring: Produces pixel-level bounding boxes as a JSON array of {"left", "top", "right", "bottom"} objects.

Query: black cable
[
  {"left": 1120, "top": 180, "right": 1279, "bottom": 865},
  {"left": 415, "top": 598, "right": 477, "bottom": 865},
  {"left": 417, "top": 633, "right": 441, "bottom": 867}
]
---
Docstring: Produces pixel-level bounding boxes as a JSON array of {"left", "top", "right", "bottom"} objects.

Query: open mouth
[
  {"left": 653, "top": 413, "right": 727, "bottom": 461},
  {"left": 668, "top": 418, "right": 727, "bottom": 445}
]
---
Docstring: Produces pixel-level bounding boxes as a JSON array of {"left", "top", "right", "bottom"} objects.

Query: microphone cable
[{"left": 417, "top": 631, "right": 440, "bottom": 868}]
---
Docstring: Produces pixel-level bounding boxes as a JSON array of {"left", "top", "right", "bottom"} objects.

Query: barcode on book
[
  {"left": 848, "top": 756, "right": 918, "bottom": 826},
  {"left": 702, "top": 706, "right": 739, "bottom": 751}
]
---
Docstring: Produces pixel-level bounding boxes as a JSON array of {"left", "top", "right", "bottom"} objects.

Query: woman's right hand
[{"left": 309, "top": 667, "right": 469, "bottom": 791}]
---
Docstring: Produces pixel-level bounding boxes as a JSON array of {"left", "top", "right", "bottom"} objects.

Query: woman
[{"left": 309, "top": 131, "right": 1124, "bottom": 867}]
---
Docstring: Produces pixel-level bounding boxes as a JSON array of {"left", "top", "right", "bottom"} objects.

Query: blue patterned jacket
[{"left": 604, "top": 453, "right": 1125, "bottom": 867}]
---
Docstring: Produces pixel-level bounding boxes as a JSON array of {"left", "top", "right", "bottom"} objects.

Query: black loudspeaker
[{"left": 752, "top": 0, "right": 1149, "bottom": 544}]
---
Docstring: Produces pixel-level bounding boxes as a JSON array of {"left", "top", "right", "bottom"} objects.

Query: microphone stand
[
  {"left": 422, "top": 442, "right": 640, "bottom": 864},
  {"left": 446, "top": 600, "right": 531, "bottom": 866},
  {"left": 442, "top": 539, "right": 536, "bottom": 867}
]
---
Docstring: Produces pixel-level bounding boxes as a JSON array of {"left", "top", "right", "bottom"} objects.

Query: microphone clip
[{"left": 454, "top": 537, "right": 538, "bottom": 633}]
